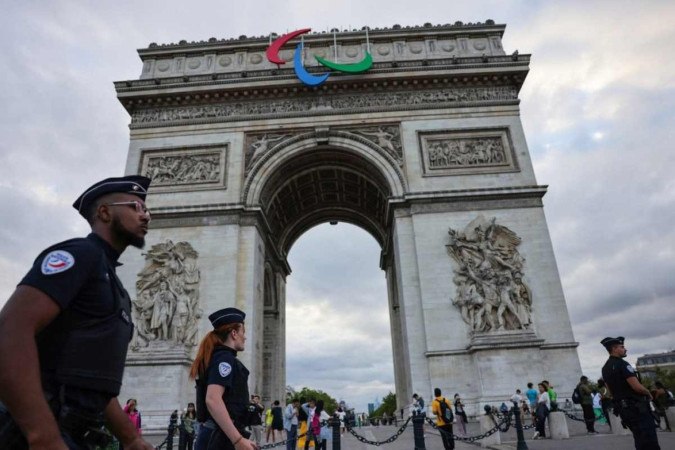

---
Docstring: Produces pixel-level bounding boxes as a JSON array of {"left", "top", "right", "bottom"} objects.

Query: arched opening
[
  {"left": 285, "top": 223, "right": 393, "bottom": 412},
  {"left": 252, "top": 143, "right": 409, "bottom": 408}
]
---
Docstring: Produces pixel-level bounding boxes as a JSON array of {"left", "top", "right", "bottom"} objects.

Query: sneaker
[
  {"left": 587, "top": 431, "right": 599, "bottom": 435},
  {"left": 532, "top": 431, "right": 540, "bottom": 439}
]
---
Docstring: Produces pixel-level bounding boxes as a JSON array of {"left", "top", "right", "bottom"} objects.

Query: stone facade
[{"left": 115, "top": 21, "right": 581, "bottom": 425}]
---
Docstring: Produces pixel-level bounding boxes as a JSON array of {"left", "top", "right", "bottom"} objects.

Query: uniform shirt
[
  {"left": 602, "top": 355, "right": 641, "bottom": 402},
  {"left": 20, "top": 233, "right": 130, "bottom": 411},
  {"left": 203, "top": 345, "right": 249, "bottom": 424}
]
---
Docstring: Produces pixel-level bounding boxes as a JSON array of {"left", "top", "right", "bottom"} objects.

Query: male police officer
[
  {"left": 0, "top": 176, "right": 154, "bottom": 450},
  {"left": 601, "top": 336, "right": 660, "bottom": 450}
]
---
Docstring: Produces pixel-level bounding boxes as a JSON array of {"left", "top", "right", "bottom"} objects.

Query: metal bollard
[
  {"left": 331, "top": 417, "right": 341, "bottom": 450},
  {"left": 412, "top": 413, "right": 426, "bottom": 450},
  {"left": 512, "top": 402, "right": 528, "bottom": 450}
]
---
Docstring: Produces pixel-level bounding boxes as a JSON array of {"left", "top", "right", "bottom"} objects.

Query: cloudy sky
[{"left": 1, "top": 1, "right": 674, "bottom": 413}]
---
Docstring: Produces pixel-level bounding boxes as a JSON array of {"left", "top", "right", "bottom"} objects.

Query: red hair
[{"left": 189, "top": 323, "right": 241, "bottom": 379}]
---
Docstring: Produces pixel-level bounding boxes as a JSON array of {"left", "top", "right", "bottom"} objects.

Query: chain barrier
[
  {"left": 424, "top": 412, "right": 512, "bottom": 444},
  {"left": 345, "top": 416, "right": 412, "bottom": 446},
  {"left": 258, "top": 431, "right": 308, "bottom": 449}
]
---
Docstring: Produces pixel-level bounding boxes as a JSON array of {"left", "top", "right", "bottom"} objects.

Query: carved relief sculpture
[
  {"left": 144, "top": 153, "right": 221, "bottom": 185},
  {"left": 351, "top": 125, "right": 403, "bottom": 163},
  {"left": 447, "top": 215, "right": 532, "bottom": 332},
  {"left": 427, "top": 136, "right": 505, "bottom": 169},
  {"left": 245, "top": 133, "right": 291, "bottom": 168},
  {"left": 131, "top": 240, "right": 202, "bottom": 350}
]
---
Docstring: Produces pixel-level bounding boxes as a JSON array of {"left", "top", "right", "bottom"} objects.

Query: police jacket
[
  {"left": 601, "top": 356, "right": 643, "bottom": 403},
  {"left": 196, "top": 345, "right": 250, "bottom": 427},
  {"left": 20, "top": 233, "right": 133, "bottom": 406}
]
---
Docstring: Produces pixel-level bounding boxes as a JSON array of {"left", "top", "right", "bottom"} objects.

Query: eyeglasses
[{"left": 104, "top": 201, "right": 151, "bottom": 218}]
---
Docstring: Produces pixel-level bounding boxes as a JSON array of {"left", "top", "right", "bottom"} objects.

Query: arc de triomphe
[{"left": 115, "top": 21, "right": 582, "bottom": 424}]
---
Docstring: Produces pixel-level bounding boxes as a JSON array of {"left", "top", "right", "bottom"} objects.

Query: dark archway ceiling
[{"left": 259, "top": 148, "right": 391, "bottom": 255}]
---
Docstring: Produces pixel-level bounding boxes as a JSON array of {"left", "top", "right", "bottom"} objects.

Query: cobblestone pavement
[{"left": 145, "top": 418, "right": 674, "bottom": 449}]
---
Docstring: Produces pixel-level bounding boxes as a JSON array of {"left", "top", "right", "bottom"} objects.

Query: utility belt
[{"left": 0, "top": 391, "right": 113, "bottom": 450}]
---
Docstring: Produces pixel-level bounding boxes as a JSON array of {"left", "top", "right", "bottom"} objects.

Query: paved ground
[{"left": 145, "top": 418, "right": 675, "bottom": 449}]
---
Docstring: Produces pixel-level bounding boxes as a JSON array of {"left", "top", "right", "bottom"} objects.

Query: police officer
[
  {"left": 190, "top": 308, "right": 257, "bottom": 450},
  {"left": 601, "top": 336, "right": 661, "bottom": 450},
  {"left": 0, "top": 176, "right": 154, "bottom": 450}
]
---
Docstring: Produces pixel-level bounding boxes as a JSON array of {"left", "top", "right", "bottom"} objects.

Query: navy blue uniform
[
  {"left": 20, "top": 233, "right": 134, "bottom": 412},
  {"left": 195, "top": 346, "right": 250, "bottom": 450},
  {"left": 602, "top": 356, "right": 660, "bottom": 450}
]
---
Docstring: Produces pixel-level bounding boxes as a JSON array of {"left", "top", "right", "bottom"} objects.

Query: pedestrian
[
  {"left": 532, "top": 382, "right": 550, "bottom": 439},
  {"left": 121, "top": 399, "right": 143, "bottom": 450},
  {"left": 283, "top": 398, "right": 299, "bottom": 450},
  {"left": 598, "top": 378, "right": 613, "bottom": 430},
  {"left": 576, "top": 376, "right": 598, "bottom": 433},
  {"left": 190, "top": 308, "right": 256, "bottom": 450},
  {"left": 179, "top": 403, "right": 197, "bottom": 450},
  {"left": 301, "top": 399, "right": 318, "bottom": 450},
  {"left": 653, "top": 381, "right": 671, "bottom": 432},
  {"left": 431, "top": 388, "right": 454, "bottom": 450},
  {"left": 412, "top": 393, "right": 425, "bottom": 416},
  {"left": 592, "top": 390, "right": 606, "bottom": 424},
  {"left": 453, "top": 393, "right": 467, "bottom": 436},
  {"left": 601, "top": 336, "right": 661, "bottom": 450},
  {"left": 270, "top": 400, "right": 283, "bottom": 442},
  {"left": 296, "top": 398, "right": 311, "bottom": 449},
  {"left": 542, "top": 380, "right": 558, "bottom": 410},
  {"left": 264, "top": 406, "right": 273, "bottom": 442},
  {"left": 0, "top": 175, "right": 154, "bottom": 450},
  {"left": 247, "top": 395, "right": 264, "bottom": 447},
  {"left": 511, "top": 389, "right": 523, "bottom": 404}
]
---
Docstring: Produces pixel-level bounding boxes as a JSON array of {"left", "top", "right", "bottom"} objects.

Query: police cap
[
  {"left": 73, "top": 175, "right": 151, "bottom": 218},
  {"left": 600, "top": 336, "right": 625, "bottom": 349},
  {"left": 209, "top": 307, "right": 246, "bottom": 329}
]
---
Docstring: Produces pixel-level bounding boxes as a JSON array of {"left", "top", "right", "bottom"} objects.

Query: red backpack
[{"left": 311, "top": 413, "right": 321, "bottom": 436}]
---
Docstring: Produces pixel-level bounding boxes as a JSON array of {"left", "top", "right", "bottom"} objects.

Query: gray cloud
[{"left": 1, "top": 0, "right": 674, "bottom": 413}]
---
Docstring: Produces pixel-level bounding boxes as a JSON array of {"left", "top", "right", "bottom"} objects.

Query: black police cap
[
  {"left": 209, "top": 307, "right": 246, "bottom": 329},
  {"left": 600, "top": 336, "right": 625, "bottom": 349},
  {"left": 73, "top": 175, "right": 151, "bottom": 218}
]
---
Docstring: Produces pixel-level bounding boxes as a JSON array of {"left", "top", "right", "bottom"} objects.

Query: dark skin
[
  {"left": 606, "top": 343, "right": 652, "bottom": 399},
  {"left": 0, "top": 192, "right": 152, "bottom": 450}
]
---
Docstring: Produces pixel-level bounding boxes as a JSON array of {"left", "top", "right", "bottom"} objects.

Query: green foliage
[
  {"left": 371, "top": 392, "right": 397, "bottom": 418},
  {"left": 287, "top": 387, "right": 338, "bottom": 415},
  {"left": 643, "top": 367, "right": 675, "bottom": 390}
]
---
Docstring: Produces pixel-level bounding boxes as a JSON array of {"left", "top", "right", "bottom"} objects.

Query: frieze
[
  {"left": 350, "top": 126, "right": 403, "bottom": 163},
  {"left": 419, "top": 128, "right": 517, "bottom": 176},
  {"left": 139, "top": 144, "right": 228, "bottom": 192},
  {"left": 130, "top": 86, "right": 518, "bottom": 128}
]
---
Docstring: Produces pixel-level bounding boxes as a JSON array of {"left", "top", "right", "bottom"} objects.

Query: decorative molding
[
  {"left": 418, "top": 127, "right": 518, "bottom": 176},
  {"left": 129, "top": 86, "right": 518, "bottom": 128},
  {"left": 139, "top": 143, "right": 228, "bottom": 192}
]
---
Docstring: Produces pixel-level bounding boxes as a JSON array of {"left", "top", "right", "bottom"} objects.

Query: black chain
[
  {"left": 345, "top": 416, "right": 412, "bottom": 445},
  {"left": 425, "top": 413, "right": 512, "bottom": 444},
  {"left": 258, "top": 431, "right": 308, "bottom": 449}
]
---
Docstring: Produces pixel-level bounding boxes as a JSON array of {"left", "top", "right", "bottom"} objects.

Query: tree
[
  {"left": 371, "top": 392, "right": 397, "bottom": 418},
  {"left": 643, "top": 367, "right": 675, "bottom": 390},
  {"left": 287, "top": 387, "right": 338, "bottom": 415}
]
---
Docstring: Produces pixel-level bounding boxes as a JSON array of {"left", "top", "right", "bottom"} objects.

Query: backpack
[
  {"left": 311, "top": 413, "right": 321, "bottom": 436},
  {"left": 438, "top": 398, "right": 454, "bottom": 423},
  {"left": 572, "top": 386, "right": 582, "bottom": 404}
]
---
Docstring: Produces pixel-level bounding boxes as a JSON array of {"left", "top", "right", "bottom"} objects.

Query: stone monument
[{"left": 114, "top": 21, "right": 582, "bottom": 427}]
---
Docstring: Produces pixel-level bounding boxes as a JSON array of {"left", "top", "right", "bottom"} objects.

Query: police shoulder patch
[
  {"left": 41, "top": 250, "right": 75, "bottom": 275},
  {"left": 626, "top": 364, "right": 635, "bottom": 373},
  {"left": 218, "top": 362, "right": 232, "bottom": 378}
]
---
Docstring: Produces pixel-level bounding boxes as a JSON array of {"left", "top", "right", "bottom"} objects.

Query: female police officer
[{"left": 190, "top": 308, "right": 257, "bottom": 450}]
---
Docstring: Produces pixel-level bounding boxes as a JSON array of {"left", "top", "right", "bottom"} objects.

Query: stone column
[
  {"left": 478, "top": 415, "right": 501, "bottom": 447},
  {"left": 547, "top": 411, "right": 569, "bottom": 439}
]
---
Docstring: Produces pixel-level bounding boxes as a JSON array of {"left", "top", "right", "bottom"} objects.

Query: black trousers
[
  {"left": 439, "top": 423, "right": 454, "bottom": 450},
  {"left": 619, "top": 406, "right": 661, "bottom": 450},
  {"left": 581, "top": 404, "right": 596, "bottom": 432}
]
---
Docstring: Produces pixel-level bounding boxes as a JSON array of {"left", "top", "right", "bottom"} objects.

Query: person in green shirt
[
  {"left": 542, "top": 380, "right": 558, "bottom": 411},
  {"left": 577, "top": 376, "right": 598, "bottom": 434}
]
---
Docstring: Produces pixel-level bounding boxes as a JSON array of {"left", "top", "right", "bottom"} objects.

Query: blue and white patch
[
  {"left": 41, "top": 250, "right": 75, "bottom": 275},
  {"left": 627, "top": 365, "right": 635, "bottom": 373},
  {"left": 218, "top": 362, "right": 232, "bottom": 378}
]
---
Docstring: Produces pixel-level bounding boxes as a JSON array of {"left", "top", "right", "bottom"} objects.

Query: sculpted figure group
[{"left": 447, "top": 215, "right": 532, "bottom": 332}]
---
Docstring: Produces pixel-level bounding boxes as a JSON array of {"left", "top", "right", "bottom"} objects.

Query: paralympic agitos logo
[{"left": 265, "top": 28, "right": 373, "bottom": 87}]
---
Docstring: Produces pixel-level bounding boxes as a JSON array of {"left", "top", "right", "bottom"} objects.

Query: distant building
[
  {"left": 636, "top": 350, "right": 675, "bottom": 379},
  {"left": 368, "top": 403, "right": 375, "bottom": 415}
]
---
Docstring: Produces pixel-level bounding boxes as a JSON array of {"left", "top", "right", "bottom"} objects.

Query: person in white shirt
[{"left": 533, "top": 383, "right": 550, "bottom": 439}]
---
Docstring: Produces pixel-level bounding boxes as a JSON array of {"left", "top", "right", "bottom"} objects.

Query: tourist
[
  {"left": 120, "top": 399, "right": 143, "bottom": 450},
  {"left": 598, "top": 378, "right": 613, "bottom": 429},
  {"left": 296, "top": 397, "right": 311, "bottom": 449},
  {"left": 283, "top": 398, "right": 299, "bottom": 450},
  {"left": 190, "top": 308, "right": 255, "bottom": 450},
  {"left": 592, "top": 389, "right": 606, "bottom": 425},
  {"left": 431, "top": 388, "right": 454, "bottom": 450},
  {"left": 653, "top": 381, "right": 671, "bottom": 432},
  {"left": 601, "top": 336, "right": 661, "bottom": 449},
  {"left": 533, "top": 383, "right": 550, "bottom": 439},
  {"left": 247, "top": 395, "right": 264, "bottom": 447},
  {"left": 542, "top": 380, "right": 558, "bottom": 410},
  {"left": 264, "top": 405, "right": 273, "bottom": 442},
  {"left": 412, "top": 393, "right": 425, "bottom": 416},
  {"left": 0, "top": 175, "right": 153, "bottom": 450},
  {"left": 270, "top": 400, "right": 284, "bottom": 442},
  {"left": 179, "top": 403, "right": 196, "bottom": 450},
  {"left": 453, "top": 393, "right": 467, "bottom": 436},
  {"left": 577, "top": 376, "right": 598, "bottom": 433},
  {"left": 525, "top": 382, "right": 538, "bottom": 412},
  {"left": 301, "top": 399, "right": 319, "bottom": 450}
]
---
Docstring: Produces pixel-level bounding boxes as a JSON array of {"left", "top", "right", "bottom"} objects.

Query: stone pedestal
[
  {"left": 608, "top": 410, "right": 630, "bottom": 435},
  {"left": 479, "top": 415, "right": 501, "bottom": 447},
  {"left": 666, "top": 408, "right": 675, "bottom": 430},
  {"left": 547, "top": 411, "right": 569, "bottom": 439}
]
